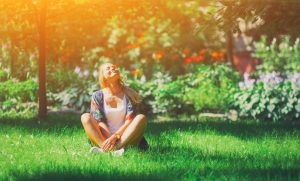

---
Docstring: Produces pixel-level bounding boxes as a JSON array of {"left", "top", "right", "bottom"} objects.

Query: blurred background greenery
[{"left": 0, "top": 0, "right": 299, "bottom": 122}]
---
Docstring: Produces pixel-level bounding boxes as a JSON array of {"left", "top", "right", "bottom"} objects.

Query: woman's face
[{"left": 102, "top": 63, "right": 120, "bottom": 82}]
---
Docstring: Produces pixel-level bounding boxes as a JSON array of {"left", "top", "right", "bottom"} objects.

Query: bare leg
[
  {"left": 117, "top": 114, "right": 147, "bottom": 148},
  {"left": 81, "top": 113, "right": 106, "bottom": 147}
]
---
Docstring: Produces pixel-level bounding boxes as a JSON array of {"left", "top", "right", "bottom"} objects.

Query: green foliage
[
  {"left": 234, "top": 74, "right": 300, "bottom": 122},
  {"left": 0, "top": 42, "right": 38, "bottom": 80},
  {"left": 0, "top": 69, "right": 8, "bottom": 81},
  {"left": 124, "top": 63, "right": 240, "bottom": 115},
  {"left": 46, "top": 63, "right": 80, "bottom": 93},
  {"left": 48, "top": 81, "right": 99, "bottom": 112},
  {"left": 147, "top": 72, "right": 192, "bottom": 115},
  {"left": 253, "top": 36, "right": 300, "bottom": 75},
  {"left": 0, "top": 79, "right": 38, "bottom": 111},
  {"left": 0, "top": 0, "right": 222, "bottom": 81},
  {"left": 184, "top": 63, "right": 240, "bottom": 112}
]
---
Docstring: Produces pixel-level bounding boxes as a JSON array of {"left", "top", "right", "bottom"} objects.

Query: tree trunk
[
  {"left": 226, "top": 29, "right": 234, "bottom": 65},
  {"left": 38, "top": 0, "right": 47, "bottom": 118},
  {"left": 9, "top": 45, "right": 15, "bottom": 78}
]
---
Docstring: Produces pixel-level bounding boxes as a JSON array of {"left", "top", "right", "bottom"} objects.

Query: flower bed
[{"left": 234, "top": 72, "right": 300, "bottom": 122}]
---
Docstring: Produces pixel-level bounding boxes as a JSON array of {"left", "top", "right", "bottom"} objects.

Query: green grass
[{"left": 0, "top": 112, "right": 300, "bottom": 181}]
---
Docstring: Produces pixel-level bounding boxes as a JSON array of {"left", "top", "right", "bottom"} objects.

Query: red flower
[
  {"left": 184, "top": 57, "right": 193, "bottom": 64},
  {"left": 194, "top": 55, "right": 204, "bottom": 63}
]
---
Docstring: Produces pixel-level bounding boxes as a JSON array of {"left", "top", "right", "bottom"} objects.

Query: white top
[{"left": 103, "top": 94, "right": 126, "bottom": 134}]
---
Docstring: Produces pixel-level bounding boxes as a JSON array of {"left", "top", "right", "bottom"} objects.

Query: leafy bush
[
  {"left": 0, "top": 69, "right": 8, "bottom": 81},
  {"left": 253, "top": 36, "right": 300, "bottom": 75},
  {"left": 47, "top": 59, "right": 104, "bottom": 112},
  {"left": 184, "top": 63, "right": 240, "bottom": 112},
  {"left": 148, "top": 72, "right": 194, "bottom": 115},
  {"left": 125, "top": 63, "right": 239, "bottom": 116},
  {"left": 0, "top": 79, "right": 38, "bottom": 111},
  {"left": 0, "top": 42, "right": 38, "bottom": 80},
  {"left": 48, "top": 80, "right": 99, "bottom": 112},
  {"left": 234, "top": 72, "right": 300, "bottom": 122},
  {"left": 45, "top": 58, "right": 240, "bottom": 116},
  {"left": 46, "top": 64, "right": 80, "bottom": 93}
]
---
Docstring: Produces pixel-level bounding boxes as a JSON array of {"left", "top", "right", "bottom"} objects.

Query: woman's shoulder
[
  {"left": 92, "top": 89, "right": 104, "bottom": 101},
  {"left": 92, "top": 89, "right": 103, "bottom": 95}
]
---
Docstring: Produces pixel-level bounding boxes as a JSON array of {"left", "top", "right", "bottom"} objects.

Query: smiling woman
[{"left": 80, "top": 63, "right": 149, "bottom": 154}]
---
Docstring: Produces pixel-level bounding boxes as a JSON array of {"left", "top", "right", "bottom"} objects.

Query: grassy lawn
[{"left": 0, "top": 112, "right": 300, "bottom": 180}]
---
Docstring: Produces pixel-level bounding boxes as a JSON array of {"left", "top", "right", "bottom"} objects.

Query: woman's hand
[{"left": 101, "top": 134, "right": 120, "bottom": 152}]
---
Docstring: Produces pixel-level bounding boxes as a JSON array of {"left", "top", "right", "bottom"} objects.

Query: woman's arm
[
  {"left": 101, "top": 119, "right": 132, "bottom": 151},
  {"left": 113, "top": 119, "right": 132, "bottom": 138},
  {"left": 98, "top": 122, "right": 112, "bottom": 139}
]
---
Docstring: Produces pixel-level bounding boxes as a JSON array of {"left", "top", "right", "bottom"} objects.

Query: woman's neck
[{"left": 106, "top": 82, "right": 123, "bottom": 95}]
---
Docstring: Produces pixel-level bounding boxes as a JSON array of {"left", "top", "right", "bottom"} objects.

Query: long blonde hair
[{"left": 99, "top": 63, "right": 140, "bottom": 105}]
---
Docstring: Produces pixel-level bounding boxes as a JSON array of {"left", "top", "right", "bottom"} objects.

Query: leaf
[
  {"left": 267, "top": 104, "right": 275, "bottom": 112},
  {"left": 295, "top": 104, "right": 300, "bottom": 112}
]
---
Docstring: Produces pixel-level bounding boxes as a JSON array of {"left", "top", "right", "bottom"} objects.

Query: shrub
[
  {"left": 125, "top": 63, "right": 240, "bottom": 116},
  {"left": 0, "top": 79, "right": 38, "bottom": 111},
  {"left": 46, "top": 61, "right": 240, "bottom": 116},
  {"left": 253, "top": 36, "right": 300, "bottom": 75},
  {"left": 148, "top": 72, "right": 194, "bottom": 115},
  {"left": 48, "top": 81, "right": 99, "bottom": 112},
  {"left": 47, "top": 64, "right": 80, "bottom": 93},
  {"left": 184, "top": 63, "right": 240, "bottom": 112},
  {"left": 234, "top": 72, "right": 300, "bottom": 122},
  {"left": 0, "top": 69, "right": 8, "bottom": 81}
]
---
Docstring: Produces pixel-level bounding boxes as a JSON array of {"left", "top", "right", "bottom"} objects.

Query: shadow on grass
[
  {"left": 12, "top": 171, "right": 300, "bottom": 181},
  {"left": 0, "top": 113, "right": 82, "bottom": 130},
  {"left": 10, "top": 171, "right": 166, "bottom": 181},
  {"left": 143, "top": 145, "right": 300, "bottom": 180},
  {"left": 148, "top": 119, "right": 300, "bottom": 139},
  {"left": 6, "top": 145, "right": 300, "bottom": 181},
  {"left": 8, "top": 159, "right": 300, "bottom": 181}
]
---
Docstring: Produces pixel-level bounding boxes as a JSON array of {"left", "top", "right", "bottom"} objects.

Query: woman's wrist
[{"left": 114, "top": 133, "right": 121, "bottom": 140}]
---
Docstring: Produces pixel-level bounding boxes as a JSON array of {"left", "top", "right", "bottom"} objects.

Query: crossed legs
[{"left": 81, "top": 113, "right": 147, "bottom": 149}]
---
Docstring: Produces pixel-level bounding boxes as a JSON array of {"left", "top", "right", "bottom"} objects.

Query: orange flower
[
  {"left": 219, "top": 52, "right": 225, "bottom": 58},
  {"left": 211, "top": 51, "right": 221, "bottom": 61},
  {"left": 137, "top": 32, "right": 144, "bottom": 39},
  {"left": 210, "top": 51, "right": 225, "bottom": 61},
  {"left": 154, "top": 52, "right": 164, "bottom": 59},
  {"left": 199, "top": 49, "right": 206, "bottom": 55},
  {"left": 127, "top": 43, "right": 134, "bottom": 49},
  {"left": 211, "top": 51, "right": 219, "bottom": 58},
  {"left": 183, "top": 48, "right": 189, "bottom": 55},
  {"left": 127, "top": 42, "right": 140, "bottom": 49},
  {"left": 102, "top": 50, "right": 111, "bottom": 57},
  {"left": 130, "top": 69, "right": 142, "bottom": 75}
]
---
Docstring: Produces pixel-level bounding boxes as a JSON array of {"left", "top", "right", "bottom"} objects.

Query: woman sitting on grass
[{"left": 81, "top": 63, "right": 148, "bottom": 154}]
